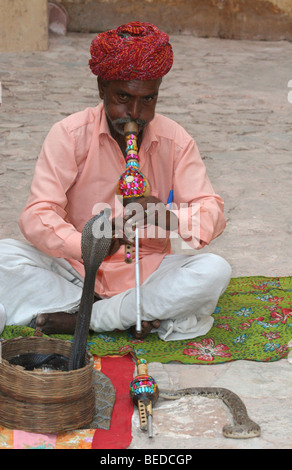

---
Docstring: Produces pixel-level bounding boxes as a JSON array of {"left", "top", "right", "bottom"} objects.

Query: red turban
[{"left": 89, "top": 21, "right": 173, "bottom": 81}]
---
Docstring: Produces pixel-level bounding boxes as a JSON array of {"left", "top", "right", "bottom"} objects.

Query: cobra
[{"left": 69, "top": 209, "right": 112, "bottom": 370}]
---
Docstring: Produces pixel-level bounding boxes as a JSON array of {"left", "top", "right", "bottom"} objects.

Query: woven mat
[{"left": 2, "top": 276, "right": 292, "bottom": 364}]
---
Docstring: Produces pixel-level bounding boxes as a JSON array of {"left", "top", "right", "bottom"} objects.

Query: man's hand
[
  {"left": 123, "top": 195, "right": 178, "bottom": 232},
  {"left": 106, "top": 216, "right": 134, "bottom": 257},
  {"left": 106, "top": 196, "right": 178, "bottom": 257}
]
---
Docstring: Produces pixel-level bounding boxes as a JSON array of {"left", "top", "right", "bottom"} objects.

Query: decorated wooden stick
[
  {"left": 129, "top": 359, "right": 159, "bottom": 438},
  {"left": 135, "top": 226, "right": 142, "bottom": 333}
]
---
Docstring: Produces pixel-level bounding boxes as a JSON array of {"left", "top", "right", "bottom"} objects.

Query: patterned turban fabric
[{"left": 89, "top": 21, "right": 173, "bottom": 81}]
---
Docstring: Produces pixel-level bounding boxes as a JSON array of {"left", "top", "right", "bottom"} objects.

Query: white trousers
[
  {"left": 0, "top": 239, "right": 232, "bottom": 341},
  {"left": 0, "top": 304, "right": 6, "bottom": 335}
]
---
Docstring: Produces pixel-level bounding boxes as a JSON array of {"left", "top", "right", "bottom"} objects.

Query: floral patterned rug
[{"left": 2, "top": 276, "right": 292, "bottom": 364}]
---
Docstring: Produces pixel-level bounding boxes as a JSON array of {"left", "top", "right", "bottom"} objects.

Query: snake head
[{"left": 81, "top": 209, "right": 112, "bottom": 269}]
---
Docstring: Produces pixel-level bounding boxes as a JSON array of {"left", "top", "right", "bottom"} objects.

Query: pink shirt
[{"left": 18, "top": 104, "right": 226, "bottom": 297}]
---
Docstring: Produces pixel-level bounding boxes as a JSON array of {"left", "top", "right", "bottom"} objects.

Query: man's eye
[
  {"left": 118, "top": 94, "right": 129, "bottom": 101},
  {"left": 144, "top": 95, "right": 158, "bottom": 105}
]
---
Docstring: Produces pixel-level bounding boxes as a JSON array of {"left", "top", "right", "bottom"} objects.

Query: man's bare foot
[
  {"left": 130, "top": 319, "right": 161, "bottom": 340},
  {"left": 35, "top": 312, "right": 77, "bottom": 335},
  {"left": 31, "top": 296, "right": 102, "bottom": 335}
]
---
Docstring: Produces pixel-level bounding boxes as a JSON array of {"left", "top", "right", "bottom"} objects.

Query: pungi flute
[
  {"left": 116, "top": 122, "right": 151, "bottom": 333},
  {"left": 129, "top": 359, "right": 159, "bottom": 438}
]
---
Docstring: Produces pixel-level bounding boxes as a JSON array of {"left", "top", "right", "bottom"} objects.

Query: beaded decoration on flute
[
  {"left": 117, "top": 122, "right": 150, "bottom": 263},
  {"left": 117, "top": 124, "right": 150, "bottom": 199},
  {"left": 129, "top": 359, "right": 158, "bottom": 399},
  {"left": 129, "top": 359, "right": 159, "bottom": 437}
]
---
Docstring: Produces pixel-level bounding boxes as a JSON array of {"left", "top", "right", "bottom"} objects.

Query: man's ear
[{"left": 97, "top": 76, "right": 106, "bottom": 100}]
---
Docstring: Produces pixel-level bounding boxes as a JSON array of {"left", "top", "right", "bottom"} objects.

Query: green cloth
[{"left": 2, "top": 276, "right": 292, "bottom": 364}]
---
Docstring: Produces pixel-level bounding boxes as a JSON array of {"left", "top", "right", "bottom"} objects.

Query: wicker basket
[{"left": 0, "top": 336, "right": 96, "bottom": 433}]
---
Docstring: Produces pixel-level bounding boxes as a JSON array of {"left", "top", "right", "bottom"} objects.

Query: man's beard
[{"left": 109, "top": 117, "right": 148, "bottom": 136}]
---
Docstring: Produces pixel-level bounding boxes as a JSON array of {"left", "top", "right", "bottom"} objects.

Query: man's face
[{"left": 98, "top": 78, "right": 161, "bottom": 136}]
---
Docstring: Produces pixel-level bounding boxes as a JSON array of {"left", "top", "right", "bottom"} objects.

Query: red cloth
[
  {"left": 89, "top": 21, "right": 173, "bottom": 80},
  {"left": 92, "top": 354, "right": 135, "bottom": 449}
]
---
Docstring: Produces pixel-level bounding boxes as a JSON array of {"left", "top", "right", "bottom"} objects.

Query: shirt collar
[
  {"left": 141, "top": 117, "right": 159, "bottom": 152},
  {"left": 99, "top": 102, "right": 111, "bottom": 138}
]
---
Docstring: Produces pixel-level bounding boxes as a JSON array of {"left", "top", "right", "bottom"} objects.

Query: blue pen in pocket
[{"left": 167, "top": 189, "right": 173, "bottom": 210}]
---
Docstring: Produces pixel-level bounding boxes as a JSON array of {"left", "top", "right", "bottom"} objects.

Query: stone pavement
[{"left": 0, "top": 33, "right": 292, "bottom": 449}]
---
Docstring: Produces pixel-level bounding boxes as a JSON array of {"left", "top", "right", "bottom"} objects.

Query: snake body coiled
[{"left": 159, "top": 387, "right": 261, "bottom": 439}]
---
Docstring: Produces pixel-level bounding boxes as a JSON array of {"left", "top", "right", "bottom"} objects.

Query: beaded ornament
[
  {"left": 129, "top": 359, "right": 158, "bottom": 405},
  {"left": 117, "top": 124, "right": 150, "bottom": 200},
  {"left": 117, "top": 122, "right": 151, "bottom": 263}
]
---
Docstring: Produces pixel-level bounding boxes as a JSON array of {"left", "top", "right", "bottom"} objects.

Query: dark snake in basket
[
  {"left": 9, "top": 352, "right": 69, "bottom": 371},
  {"left": 9, "top": 209, "right": 261, "bottom": 438}
]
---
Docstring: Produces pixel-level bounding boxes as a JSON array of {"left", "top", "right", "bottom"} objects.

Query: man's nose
[{"left": 127, "top": 100, "right": 140, "bottom": 121}]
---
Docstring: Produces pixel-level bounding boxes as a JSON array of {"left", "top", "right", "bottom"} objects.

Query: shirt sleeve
[
  {"left": 18, "top": 121, "right": 82, "bottom": 260},
  {"left": 171, "top": 137, "right": 226, "bottom": 249}
]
